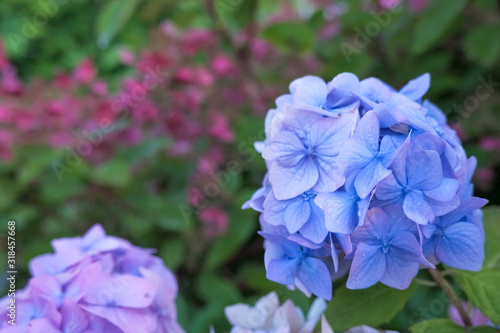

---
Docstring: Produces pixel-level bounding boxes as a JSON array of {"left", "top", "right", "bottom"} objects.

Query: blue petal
[
  {"left": 310, "top": 110, "right": 356, "bottom": 156},
  {"left": 375, "top": 174, "right": 404, "bottom": 201},
  {"left": 390, "top": 231, "right": 433, "bottom": 267},
  {"left": 299, "top": 202, "right": 328, "bottom": 244},
  {"left": 399, "top": 73, "right": 430, "bottom": 101},
  {"left": 380, "top": 255, "right": 419, "bottom": 289},
  {"left": 290, "top": 76, "right": 327, "bottom": 108},
  {"left": 354, "top": 159, "right": 392, "bottom": 199},
  {"left": 262, "top": 131, "right": 306, "bottom": 167},
  {"left": 284, "top": 198, "right": 311, "bottom": 234},
  {"left": 269, "top": 157, "right": 319, "bottom": 200},
  {"left": 337, "top": 139, "right": 374, "bottom": 174},
  {"left": 403, "top": 191, "right": 435, "bottom": 225},
  {"left": 347, "top": 243, "right": 386, "bottom": 289},
  {"left": 436, "top": 222, "right": 484, "bottom": 271},
  {"left": 359, "top": 77, "right": 393, "bottom": 103},
  {"left": 315, "top": 191, "right": 358, "bottom": 234},
  {"left": 267, "top": 258, "right": 301, "bottom": 285},
  {"left": 263, "top": 191, "right": 289, "bottom": 225},
  {"left": 424, "top": 178, "right": 459, "bottom": 201},
  {"left": 441, "top": 197, "right": 488, "bottom": 225},
  {"left": 406, "top": 150, "right": 443, "bottom": 190},
  {"left": 313, "top": 155, "right": 345, "bottom": 193},
  {"left": 297, "top": 257, "right": 333, "bottom": 300}
]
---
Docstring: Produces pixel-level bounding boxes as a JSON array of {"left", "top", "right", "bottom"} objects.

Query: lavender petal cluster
[
  {"left": 244, "top": 73, "right": 488, "bottom": 299},
  {"left": 0, "top": 224, "right": 184, "bottom": 333}
]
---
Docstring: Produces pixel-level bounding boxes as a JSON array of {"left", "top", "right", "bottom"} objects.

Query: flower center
[{"left": 302, "top": 190, "right": 316, "bottom": 201}]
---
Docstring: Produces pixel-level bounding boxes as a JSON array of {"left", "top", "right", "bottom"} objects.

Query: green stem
[{"left": 428, "top": 268, "right": 472, "bottom": 327}]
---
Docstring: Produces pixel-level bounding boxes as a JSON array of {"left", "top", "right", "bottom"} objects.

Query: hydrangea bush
[
  {"left": 0, "top": 225, "right": 183, "bottom": 333},
  {"left": 244, "top": 73, "right": 488, "bottom": 299}
]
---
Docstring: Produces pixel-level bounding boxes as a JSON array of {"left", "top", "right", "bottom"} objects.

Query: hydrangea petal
[
  {"left": 347, "top": 243, "right": 386, "bottom": 289},
  {"left": 436, "top": 222, "right": 484, "bottom": 271}
]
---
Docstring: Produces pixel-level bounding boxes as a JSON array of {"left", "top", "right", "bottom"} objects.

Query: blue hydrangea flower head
[{"left": 244, "top": 72, "right": 488, "bottom": 297}]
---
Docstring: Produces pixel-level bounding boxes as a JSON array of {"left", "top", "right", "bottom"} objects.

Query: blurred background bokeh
[{"left": 0, "top": 0, "right": 499, "bottom": 331}]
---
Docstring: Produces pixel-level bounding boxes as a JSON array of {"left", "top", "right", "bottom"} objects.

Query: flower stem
[{"left": 428, "top": 268, "right": 472, "bottom": 327}]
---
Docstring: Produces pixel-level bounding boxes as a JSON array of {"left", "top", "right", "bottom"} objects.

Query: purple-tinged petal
[
  {"left": 297, "top": 257, "right": 332, "bottom": 300},
  {"left": 424, "top": 178, "right": 459, "bottom": 201},
  {"left": 406, "top": 150, "right": 443, "bottom": 190},
  {"left": 262, "top": 131, "right": 306, "bottom": 167},
  {"left": 427, "top": 196, "right": 460, "bottom": 217},
  {"left": 375, "top": 174, "right": 404, "bottom": 201},
  {"left": 335, "top": 233, "right": 353, "bottom": 255},
  {"left": 390, "top": 231, "right": 434, "bottom": 267},
  {"left": 347, "top": 243, "right": 386, "bottom": 289},
  {"left": 313, "top": 155, "right": 345, "bottom": 193},
  {"left": 388, "top": 138, "right": 410, "bottom": 186},
  {"left": 310, "top": 110, "right": 356, "bottom": 156},
  {"left": 60, "top": 298, "right": 90, "bottom": 333},
  {"left": 380, "top": 255, "right": 419, "bottom": 289},
  {"left": 337, "top": 139, "right": 374, "bottom": 173},
  {"left": 267, "top": 258, "right": 301, "bottom": 285},
  {"left": 436, "top": 222, "right": 484, "bottom": 271},
  {"left": 403, "top": 191, "right": 435, "bottom": 225},
  {"left": 354, "top": 159, "right": 392, "bottom": 199},
  {"left": 80, "top": 306, "right": 155, "bottom": 333},
  {"left": 441, "top": 197, "right": 488, "bottom": 226}
]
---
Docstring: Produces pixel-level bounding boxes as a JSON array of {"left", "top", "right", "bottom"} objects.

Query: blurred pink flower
[
  {"left": 74, "top": 58, "right": 96, "bottom": 84},
  {"left": 409, "top": 0, "right": 430, "bottom": 11},
  {"left": 380, "top": 0, "right": 401, "bottom": 9},
  {"left": 208, "top": 111, "right": 234, "bottom": 143},
  {"left": 211, "top": 55, "right": 235, "bottom": 76},
  {"left": 480, "top": 137, "right": 500, "bottom": 151},
  {"left": 199, "top": 207, "right": 229, "bottom": 238},
  {"left": 92, "top": 81, "right": 108, "bottom": 96},
  {"left": 119, "top": 48, "right": 136, "bottom": 65}
]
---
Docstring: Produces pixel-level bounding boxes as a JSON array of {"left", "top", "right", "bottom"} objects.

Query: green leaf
[
  {"left": 411, "top": 0, "right": 467, "bottom": 54},
  {"left": 196, "top": 271, "right": 241, "bottom": 304},
  {"left": 464, "top": 24, "right": 500, "bottom": 67},
  {"left": 455, "top": 270, "right": 500, "bottom": 325},
  {"left": 160, "top": 239, "right": 186, "bottom": 271},
  {"left": 261, "top": 21, "right": 315, "bottom": 53},
  {"left": 324, "top": 282, "right": 417, "bottom": 331},
  {"left": 410, "top": 319, "right": 466, "bottom": 333},
  {"left": 18, "top": 149, "right": 64, "bottom": 185},
  {"left": 96, "top": 0, "right": 141, "bottom": 48},
  {"left": 483, "top": 206, "right": 500, "bottom": 269},
  {"left": 92, "top": 159, "right": 131, "bottom": 188},
  {"left": 205, "top": 211, "right": 257, "bottom": 268}
]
